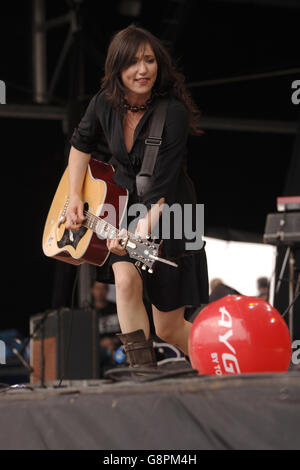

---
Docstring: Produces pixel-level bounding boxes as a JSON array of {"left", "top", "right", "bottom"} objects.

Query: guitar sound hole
[{"left": 84, "top": 202, "right": 89, "bottom": 214}]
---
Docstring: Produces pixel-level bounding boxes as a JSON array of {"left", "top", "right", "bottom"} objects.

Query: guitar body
[{"left": 42, "top": 158, "right": 128, "bottom": 266}]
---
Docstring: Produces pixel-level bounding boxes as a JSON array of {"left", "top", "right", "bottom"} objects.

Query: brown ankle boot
[{"left": 116, "top": 329, "right": 157, "bottom": 369}]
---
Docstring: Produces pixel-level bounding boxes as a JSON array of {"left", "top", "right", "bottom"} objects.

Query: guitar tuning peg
[
  {"left": 135, "top": 261, "right": 141, "bottom": 268},
  {"left": 141, "top": 264, "right": 147, "bottom": 271},
  {"left": 148, "top": 268, "right": 153, "bottom": 274}
]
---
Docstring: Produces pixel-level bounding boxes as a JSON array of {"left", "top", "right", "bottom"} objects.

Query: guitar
[{"left": 42, "top": 158, "right": 178, "bottom": 273}]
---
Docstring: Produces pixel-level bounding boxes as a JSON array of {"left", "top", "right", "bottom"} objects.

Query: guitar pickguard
[{"left": 57, "top": 226, "right": 88, "bottom": 249}]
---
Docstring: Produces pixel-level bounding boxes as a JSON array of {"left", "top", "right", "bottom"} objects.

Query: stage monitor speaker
[
  {"left": 29, "top": 308, "right": 99, "bottom": 384},
  {"left": 263, "top": 212, "right": 300, "bottom": 246}
]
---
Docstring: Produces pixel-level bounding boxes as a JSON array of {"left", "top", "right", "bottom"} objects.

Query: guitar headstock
[{"left": 124, "top": 235, "right": 162, "bottom": 273}]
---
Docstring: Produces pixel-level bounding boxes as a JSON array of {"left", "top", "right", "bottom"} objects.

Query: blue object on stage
[{"left": 114, "top": 346, "right": 126, "bottom": 364}]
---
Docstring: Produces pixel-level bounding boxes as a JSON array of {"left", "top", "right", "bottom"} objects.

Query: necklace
[{"left": 122, "top": 96, "right": 152, "bottom": 113}]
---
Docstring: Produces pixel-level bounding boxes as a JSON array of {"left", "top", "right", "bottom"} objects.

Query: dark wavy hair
[{"left": 101, "top": 24, "right": 202, "bottom": 135}]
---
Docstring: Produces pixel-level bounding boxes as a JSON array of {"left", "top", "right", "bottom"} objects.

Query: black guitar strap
[{"left": 136, "top": 99, "right": 169, "bottom": 198}]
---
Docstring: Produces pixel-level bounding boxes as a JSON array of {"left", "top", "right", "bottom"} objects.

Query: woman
[{"left": 67, "top": 24, "right": 209, "bottom": 369}]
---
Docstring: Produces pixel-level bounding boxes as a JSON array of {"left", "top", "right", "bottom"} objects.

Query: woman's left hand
[{"left": 106, "top": 228, "right": 128, "bottom": 256}]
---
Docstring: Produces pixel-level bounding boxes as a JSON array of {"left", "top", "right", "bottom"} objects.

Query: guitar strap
[{"left": 136, "top": 99, "right": 169, "bottom": 198}]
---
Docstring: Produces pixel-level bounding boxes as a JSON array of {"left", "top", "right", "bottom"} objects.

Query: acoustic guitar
[{"left": 42, "top": 157, "right": 177, "bottom": 273}]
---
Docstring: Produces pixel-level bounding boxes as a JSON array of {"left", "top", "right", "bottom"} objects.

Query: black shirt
[
  {"left": 70, "top": 89, "right": 196, "bottom": 214},
  {"left": 70, "top": 90, "right": 209, "bottom": 311}
]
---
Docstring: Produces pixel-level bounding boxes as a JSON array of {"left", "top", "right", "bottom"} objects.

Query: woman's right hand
[{"left": 66, "top": 194, "right": 85, "bottom": 230}]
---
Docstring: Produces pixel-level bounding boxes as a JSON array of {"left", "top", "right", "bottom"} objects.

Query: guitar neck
[
  {"left": 82, "top": 210, "right": 123, "bottom": 240},
  {"left": 82, "top": 209, "right": 158, "bottom": 259},
  {"left": 81, "top": 209, "right": 175, "bottom": 272}
]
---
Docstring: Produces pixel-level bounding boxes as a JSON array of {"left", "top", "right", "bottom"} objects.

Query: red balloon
[{"left": 188, "top": 295, "right": 291, "bottom": 376}]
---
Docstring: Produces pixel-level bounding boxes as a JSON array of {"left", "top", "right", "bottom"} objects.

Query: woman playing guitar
[{"left": 66, "top": 25, "right": 209, "bottom": 370}]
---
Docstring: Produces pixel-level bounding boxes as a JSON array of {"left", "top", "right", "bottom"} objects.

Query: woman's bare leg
[
  {"left": 152, "top": 305, "right": 191, "bottom": 356},
  {"left": 112, "top": 261, "right": 150, "bottom": 339}
]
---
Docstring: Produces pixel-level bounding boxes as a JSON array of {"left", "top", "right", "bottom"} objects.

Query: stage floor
[{"left": 0, "top": 366, "right": 300, "bottom": 450}]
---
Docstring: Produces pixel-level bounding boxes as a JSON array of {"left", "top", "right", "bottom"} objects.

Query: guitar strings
[
  {"left": 83, "top": 209, "right": 135, "bottom": 240},
  {"left": 82, "top": 210, "right": 159, "bottom": 269},
  {"left": 82, "top": 209, "right": 156, "bottom": 248},
  {"left": 83, "top": 209, "right": 121, "bottom": 236},
  {"left": 70, "top": 210, "right": 161, "bottom": 269}
]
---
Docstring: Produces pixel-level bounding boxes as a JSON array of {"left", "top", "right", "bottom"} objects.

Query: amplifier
[
  {"left": 29, "top": 308, "right": 99, "bottom": 384},
  {"left": 263, "top": 212, "right": 300, "bottom": 246}
]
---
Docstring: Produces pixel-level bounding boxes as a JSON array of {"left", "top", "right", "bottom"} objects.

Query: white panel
[{"left": 204, "top": 237, "right": 276, "bottom": 297}]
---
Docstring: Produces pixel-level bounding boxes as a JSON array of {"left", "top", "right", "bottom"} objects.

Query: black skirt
[{"left": 95, "top": 188, "right": 209, "bottom": 311}]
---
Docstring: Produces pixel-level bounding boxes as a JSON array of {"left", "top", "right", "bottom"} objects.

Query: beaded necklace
[{"left": 121, "top": 96, "right": 153, "bottom": 113}]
